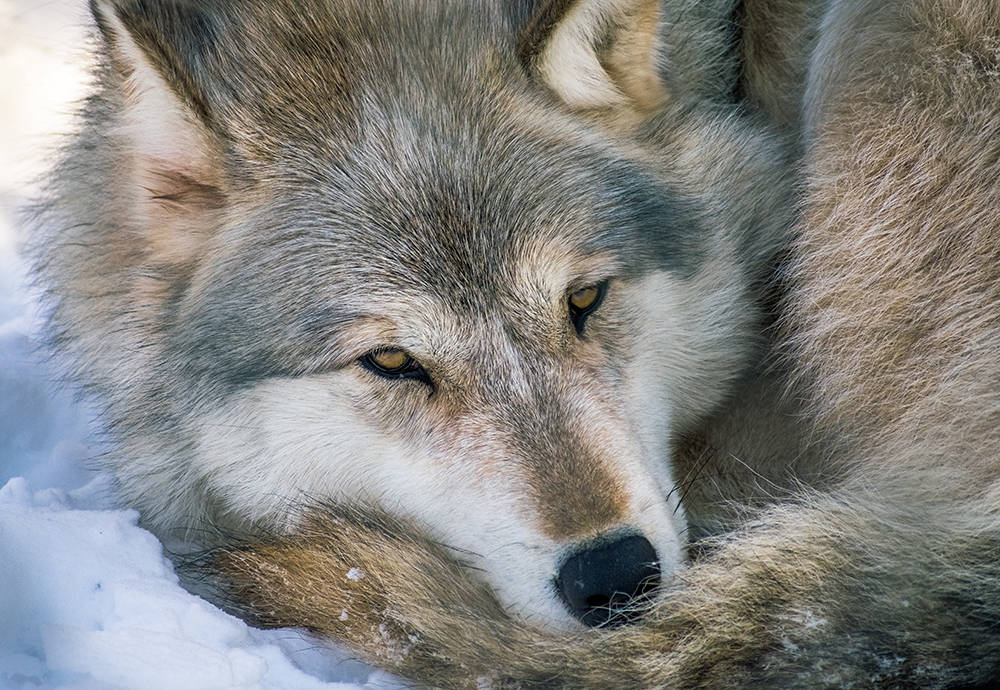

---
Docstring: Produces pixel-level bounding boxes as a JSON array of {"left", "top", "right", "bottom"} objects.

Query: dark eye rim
[
  {"left": 569, "top": 280, "right": 609, "bottom": 333},
  {"left": 359, "top": 349, "right": 431, "bottom": 384}
]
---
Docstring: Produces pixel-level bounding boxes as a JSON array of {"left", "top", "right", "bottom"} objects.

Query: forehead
[
  {"left": 257, "top": 115, "right": 700, "bottom": 315},
  {"left": 211, "top": 0, "right": 705, "bottom": 310}
]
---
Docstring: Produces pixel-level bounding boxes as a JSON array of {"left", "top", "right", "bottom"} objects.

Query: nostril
[{"left": 556, "top": 534, "right": 661, "bottom": 628}]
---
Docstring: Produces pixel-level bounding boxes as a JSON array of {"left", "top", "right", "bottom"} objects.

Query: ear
[
  {"left": 90, "top": 0, "right": 225, "bottom": 263},
  {"left": 519, "top": 0, "right": 667, "bottom": 112}
]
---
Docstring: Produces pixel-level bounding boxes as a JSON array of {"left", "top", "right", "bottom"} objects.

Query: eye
[
  {"left": 359, "top": 348, "right": 431, "bottom": 384},
  {"left": 568, "top": 281, "right": 607, "bottom": 333}
]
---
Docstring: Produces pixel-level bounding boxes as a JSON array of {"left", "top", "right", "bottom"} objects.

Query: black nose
[{"left": 556, "top": 534, "right": 661, "bottom": 627}]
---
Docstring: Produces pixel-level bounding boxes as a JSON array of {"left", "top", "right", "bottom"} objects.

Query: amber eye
[
  {"left": 570, "top": 286, "right": 600, "bottom": 311},
  {"left": 370, "top": 348, "right": 409, "bottom": 371},
  {"left": 359, "top": 348, "right": 430, "bottom": 383},
  {"left": 568, "top": 281, "right": 607, "bottom": 333}
]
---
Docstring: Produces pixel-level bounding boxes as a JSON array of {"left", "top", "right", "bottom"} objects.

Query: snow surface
[{"left": 1, "top": 2, "right": 401, "bottom": 688}]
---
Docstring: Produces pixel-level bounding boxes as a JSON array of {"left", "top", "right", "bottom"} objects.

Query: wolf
[
  {"left": 36, "top": 0, "right": 799, "bottom": 630},
  {"left": 33, "top": 0, "right": 1000, "bottom": 687}
]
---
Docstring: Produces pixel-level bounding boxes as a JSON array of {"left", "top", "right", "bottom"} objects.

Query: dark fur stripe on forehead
[{"left": 336, "top": 152, "right": 703, "bottom": 298}]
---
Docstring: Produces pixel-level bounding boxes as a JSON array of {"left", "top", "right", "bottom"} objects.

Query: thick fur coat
[{"left": 33, "top": 0, "right": 1000, "bottom": 687}]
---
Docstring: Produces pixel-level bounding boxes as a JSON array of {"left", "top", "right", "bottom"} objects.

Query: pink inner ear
[
  {"left": 118, "top": 62, "right": 220, "bottom": 187},
  {"left": 98, "top": 0, "right": 222, "bottom": 189}
]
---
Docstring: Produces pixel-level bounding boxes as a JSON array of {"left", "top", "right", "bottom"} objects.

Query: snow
[{"left": 0, "top": 2, "right": 399, "bottom": 688}]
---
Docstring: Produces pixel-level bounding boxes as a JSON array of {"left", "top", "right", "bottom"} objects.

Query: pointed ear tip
[
  {"left": 89, "top": 0, "right": 128, "bottom": 42},
  {"left": 89, "top": 0, "right": 119, "bottom": 22},
  {"left": 528, "top": 0, "right": 667, "bottom": 112},
  {"left": 517, "top": 0, "right": 581, "bottom": 67}
]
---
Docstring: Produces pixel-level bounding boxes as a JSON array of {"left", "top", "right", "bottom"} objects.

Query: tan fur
[{"left": 204, "top": 0, "right": 1000, "bottom": 687}]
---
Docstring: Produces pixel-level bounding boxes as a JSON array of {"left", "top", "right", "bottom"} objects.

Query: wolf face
[
  {"left": 174, "top": 129, "right": 725, "bottom": 626},
  {"left": 40, "top": 0, "right": 791, "bottom": 628}
]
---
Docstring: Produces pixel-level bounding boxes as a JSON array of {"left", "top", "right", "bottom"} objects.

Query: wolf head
[{"left": 40, "top": 0, "right": 791, "bottom": 627}]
